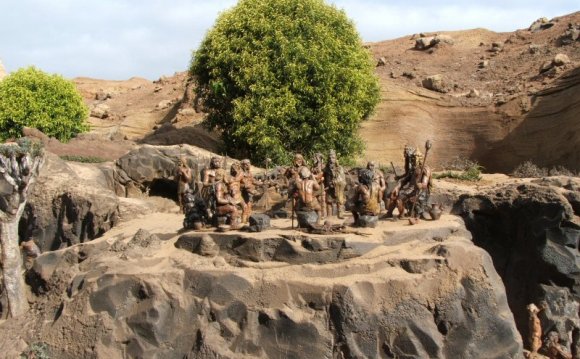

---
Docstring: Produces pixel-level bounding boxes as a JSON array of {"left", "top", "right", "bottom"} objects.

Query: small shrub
[
  {"left": 434, "top": 163, "right": 483, "bottom": 181},
  {"left": 20, "top": 342, "right": 50, "bottom": 359},
  {"left": 440, "top": 156, "right": 480, "bottom": 172},
  {"left": 511, "top": 160, "right": 548, "bottom": 178},
  {"left": 59, "top": 155, "right": 107, "bottom": 163},
  {"left": 0, "top": 67, "right": 89, "bottom": 142},
  {"left": 512, "top": 160, "right": 578, "bottom": 178}
]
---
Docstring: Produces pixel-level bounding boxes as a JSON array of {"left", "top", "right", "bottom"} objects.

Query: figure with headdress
[
  {"left": 323, "top": 150, "right": 346, "bottom": 219},
  {"left": 386, "top": 147, "right": 432, "bottom": 219},
  {"left": 311, "top": 152, "right": 326, "bottom": 218}
]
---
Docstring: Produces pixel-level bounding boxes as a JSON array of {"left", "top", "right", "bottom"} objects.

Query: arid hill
[{"left": 54, "top": 12, "right": 579, "bottom": 170}]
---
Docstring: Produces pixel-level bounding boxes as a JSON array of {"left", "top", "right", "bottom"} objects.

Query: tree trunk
[{"left": 0, "top": 218, "right": 29, "bottom": 317}]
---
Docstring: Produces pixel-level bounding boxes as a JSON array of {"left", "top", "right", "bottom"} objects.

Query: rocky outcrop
[
  {"left": 453, "top": 178, "right": 580, "bottom": 354},
  {"left": 110, "top": 144, "right": 220, "bottom": 199},
  {"left": 14, "top": 215, "right": 522, "bottom": 358},
  {"left": 20, "top": 154, "right": 120, "bottom": 252}
]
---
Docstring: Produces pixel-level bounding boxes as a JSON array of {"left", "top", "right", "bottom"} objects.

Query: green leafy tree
[
  {"left": 0, "top": 67, "right": 89, "bottom": 142},
  {"left": 190, "top": 0, "right": 380, "bottom": 164}
]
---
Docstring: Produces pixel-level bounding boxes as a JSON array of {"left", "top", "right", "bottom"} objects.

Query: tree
[
  {"left": 0, "top": 67, "right": 89, "bottom": 142},
  {"left": 190, "top": 0, "right": 380, "bottom": 164},
  {"left": 0, "top": 138, "right": 44, "bottom": 317}
]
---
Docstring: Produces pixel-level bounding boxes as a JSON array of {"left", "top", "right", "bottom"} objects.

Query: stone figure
[
  {"left": 240, "top": 159, "right": 257, "bottom": 223},
  {"left": 527, "top": 303, "right": 543, "bottom": 353},
  {"left": 544, "top": 331, "right": 572, "bottom": 359},
  {"left": 286, "top": 153, "right": 309, "bottom": 218},
  {"left": 386, "top": 149, "right": 432, "bottom": 219},
  {"left": 351, "top": 169, "right": 381, "bottom": 227},
  {"left": 203, "top": 156, "right": 223, "bottom": 187},
  {"left": 323, "top": 150, "right": 346, "bottom": 219},
  {"left": 367, "top": 161, "right": 386, "bottom": 210},
  {"left": 285, "top": 153, "right": 308, "bottom": 182},
  {"left": 201, "top": 156, "right": 224, "bottom": 218},
  {"left": 214, "top": 169, "right": 242, "bottom": 229},
  {"left": 175, "top": 156, "right": 192, "bottom": 213},
  {"left": 291, "top": 167, "right": 322, "bottom": 227},
  {"left": 20, "top": 239, "right": 41, "bottom": 270},
  {"left": 228, "top": 162, "right": 249, "bottom": 223},
  {"left": 311, "top": 152, "right": 326, "bottom": 218},
  {"left": 182, "top": 189, "right": 208, "bottom": 230}
]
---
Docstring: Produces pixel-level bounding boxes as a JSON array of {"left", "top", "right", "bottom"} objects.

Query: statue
[
  {"left": 386, "top": 143, "right": 432, "bottom": 220},
  {"left": 527, "top": 303, "right": 543, "bottom": 353},
  {"left": 285, "top": 153, "right": 308, "bottom": 182},
  {"left": 201, "top": 156, "right": 224, "bottom": 219},
  {"left": 214, "top": 168, "right": 242, "bottom": 229},
  {"left": 544, "top": 331, "right": 572, "bottom": 359},
  {"left": 367, "top": 161, "right": 386, "bottom": 211},
  {"left": 285, "top": 153, "right": 309, "bottom": 219},
  {"left": 240, "top": 159, "right": 257, "bottom": 223},
  {"left": 20, "top": 239, "right": 41, "bottom": 270},
  {"left": 323, "top": 150, "right": 346, "bottom": 219},
  {"left": 228, "top": 162, "right": 249, "bottom": 224},
  {"left": 311, "top": 152, "right": 326, "bottom": 219},
  {"left": 290, "top": 167, "right": 322, "bottom": 227},
  {"left": 351, "top": 169, "right": 381, "bottom": 227},
  {"left": 182, "top": 189, "right": 208, "bottom": 230},
  {"left": 175, "top": 156, "right": 192, "bottom": 213}
]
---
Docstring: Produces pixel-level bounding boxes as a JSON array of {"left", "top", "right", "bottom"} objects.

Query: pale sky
[{"left": 0, "top": 1, "right": 577, "bottom": 80}]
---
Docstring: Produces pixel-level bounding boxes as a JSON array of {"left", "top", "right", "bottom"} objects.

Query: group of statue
[{"left": 177, "top": 141, "right": 437, "bottom": 231}]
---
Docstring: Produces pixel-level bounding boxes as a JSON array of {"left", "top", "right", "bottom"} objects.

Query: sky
[{"left": 0, "top": 1, "right": 578, "bottom": 80}]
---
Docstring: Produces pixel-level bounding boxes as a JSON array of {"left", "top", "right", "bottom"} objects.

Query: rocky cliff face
[
  {"left": 453, "top": 177, "right": 580, "bottom": 356},
  {"left": 7, "top": 215, "right": 522, "bottom": 358},
  {"left": 20, "top": 154, "right": 120, "bottom": 252}
]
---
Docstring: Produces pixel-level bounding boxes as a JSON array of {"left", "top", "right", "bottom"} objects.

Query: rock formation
[
  {"left": 453, "top": 177, "right": 580, "bottom": 355},
  {"left": 6, "top": 215, "right": 523, "bottom": 358}
]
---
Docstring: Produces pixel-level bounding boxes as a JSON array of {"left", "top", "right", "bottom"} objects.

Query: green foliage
[
  {"left": 0, "top": 138, "right": 44, "bottom": 158},
  {"left": 59, "top": 154, "right": 107, "bottom": 163},
  {"left": 20, "top": 342, "right": 50, "bottom": 359},
  {"left": 0, "top": 67, "right": 89, "bottom": 142},
  {"left": 190, "top": 0, "right": 380, "bottom": 164},
  {"left": 434, "top": 164, "right": 483, "bottom": 182}
]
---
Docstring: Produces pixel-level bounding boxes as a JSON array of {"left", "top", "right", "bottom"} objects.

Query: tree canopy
[
  {"left": 190, "top": 0, "right": 380, "bottom": 164},
  {"left": 0, "top": 67, "right": 89, "bottom": 142}
]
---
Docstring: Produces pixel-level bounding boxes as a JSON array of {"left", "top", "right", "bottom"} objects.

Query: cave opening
[{"left": 147, "top": 178, "right": 178, "bottom": 202}]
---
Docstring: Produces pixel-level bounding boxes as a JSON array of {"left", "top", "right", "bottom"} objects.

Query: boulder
[
  {"left": 249, "top": 213, "right": 271, "bottom": 232},
  {"left": 90, "top": 103, "right": 110, "bottom": 119},
  {"left": 529, "top": 17, "right": 554, "bottom": 32},
  {"left": 422, "top": 74, "right": 446, "bottom": 93},
  {"left": 553, "top": 53, "right": 571, "bottom": 66},
  {"left": 415, "top": 36, "right": 434, "bottom": 50}
]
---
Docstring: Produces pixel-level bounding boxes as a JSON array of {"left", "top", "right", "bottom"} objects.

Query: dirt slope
[
  {"left": 58, "top": 12, "right": 579, "bottom": 172},
  {"left": 363, "top": 12, "right": 580, "bottom": 172}
]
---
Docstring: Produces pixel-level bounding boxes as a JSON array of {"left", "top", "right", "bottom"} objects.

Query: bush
[
  {"left": 511, "top": 160, "right": 578, "bottom": 178},
  {"left": 59, "top": 154, "right": 107, "bottom": 163},
  {"left": 190, "top": 0, "right": 380, "bottom": 164},
  {"left": 0, "top": 67, "right": 89, "bottom": 142},
  {"left": 434, "top": 163, "right": 483, "bottom": 181}
]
